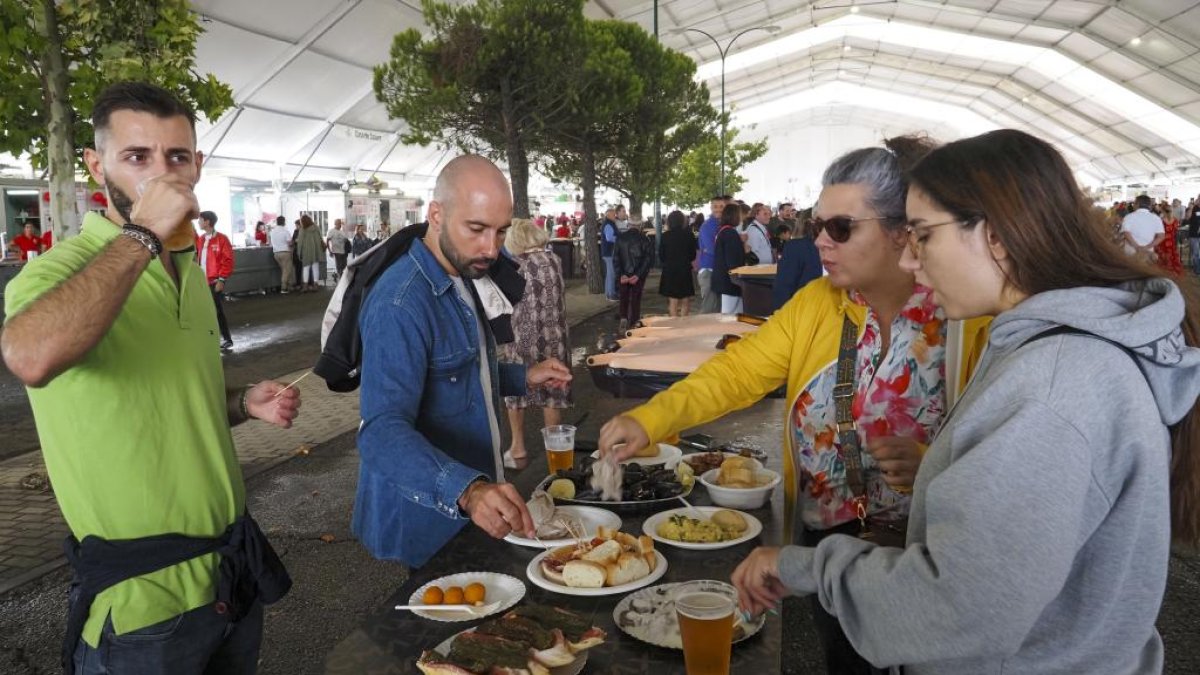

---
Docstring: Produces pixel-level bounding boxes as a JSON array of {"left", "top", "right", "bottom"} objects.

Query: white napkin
[{"left": 472, "top": 275, "right": 514, "bottom": 321}]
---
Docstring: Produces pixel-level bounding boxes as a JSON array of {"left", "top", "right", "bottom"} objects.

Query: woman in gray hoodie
[{"left": 733, "top": 129, "right": 1200, "bottom": 674}]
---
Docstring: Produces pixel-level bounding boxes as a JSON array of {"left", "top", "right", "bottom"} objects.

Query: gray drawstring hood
[{"left": 986, "top": 277, "right": 1200, "bottom": 426}]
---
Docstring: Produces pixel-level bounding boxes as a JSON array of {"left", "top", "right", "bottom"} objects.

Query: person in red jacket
[
  {"left": 10, "top": 222, "right": 43, "bottom": 261},
  {"left": 195, "top": 211, "right": 235, "bottom": 351}
]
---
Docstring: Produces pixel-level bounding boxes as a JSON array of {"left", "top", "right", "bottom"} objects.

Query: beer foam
[{"left": 676, "top": 591, "right": 734, "bottom": 620}]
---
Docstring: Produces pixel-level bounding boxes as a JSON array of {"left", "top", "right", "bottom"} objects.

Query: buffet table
[
  {"left": 323, "top": 444, "right": 785, "bottom": 674},
  {"left": 586, "top": 314, "right": 778, "bottom": 399}
]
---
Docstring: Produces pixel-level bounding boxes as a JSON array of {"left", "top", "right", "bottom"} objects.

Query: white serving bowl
[{"left": 699, "top": 468, "right": 781, "bottom": 509}]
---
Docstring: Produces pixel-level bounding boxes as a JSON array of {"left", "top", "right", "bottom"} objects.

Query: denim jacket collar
[{"left": 408, "top": 237, "right": 456, "bottom": 297}]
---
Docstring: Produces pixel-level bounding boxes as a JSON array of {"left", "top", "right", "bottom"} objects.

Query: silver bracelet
[
  {"left": 239, "top": 387, "right": 251, "bottom": 421},
  {"left": 120, "top": 227, "right": 162, "bottom": 256}
]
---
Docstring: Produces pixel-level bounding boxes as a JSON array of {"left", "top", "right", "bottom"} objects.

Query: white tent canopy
[{"left": 178, "top": 1, "right": 1200, "bottom": 200}]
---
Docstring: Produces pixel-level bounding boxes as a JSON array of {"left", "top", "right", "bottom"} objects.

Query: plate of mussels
[{"left": 538, "top": 455, "right": 692, "bottom": 513}]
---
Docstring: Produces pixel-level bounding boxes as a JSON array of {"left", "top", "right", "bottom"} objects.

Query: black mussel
[
  {"left": 557, "top": 468, "right": 588, "bottom": 485},
  {"left": 648, "top": 469, "right": 676, "bottom": 484},
  {"left": 624, "top": 462, "right": 645, "bottom": 476},
  {"left": 627, "top": 482, "right": 655, "bottom": 500},
  {"left": 654, "top": 482, "right": 685, "bottom": 498},
  {"left": 642, "top": 463, "right": 666, "bottom": 473},
  {"left": 574, "top": 488, "right": 601, "bottom": 501}
]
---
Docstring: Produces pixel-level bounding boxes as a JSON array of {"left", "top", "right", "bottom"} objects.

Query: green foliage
[
  {"left": 662, "top": 122, "right": 769, "bottom": 209},
  {"left": 591, "top": 23, "right": 719, "bottom": 213},
  {"left": 375, "top": 0, "right": 588, "bottom": 216},
  {"left": 537, "top": 20, "right": 643, "bottom": 187},
  {"left": 0, "top": 0, "right": 233, "bottom": 172}
]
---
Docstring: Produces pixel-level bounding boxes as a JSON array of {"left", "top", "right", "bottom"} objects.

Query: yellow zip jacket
[{"left": 625, "top": 277, "right": 989, "bottom": 536}]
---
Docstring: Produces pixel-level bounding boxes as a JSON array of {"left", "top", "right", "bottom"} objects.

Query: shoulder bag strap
[{"left": 832, "top": 316, "right": 871, "bottom": 524}]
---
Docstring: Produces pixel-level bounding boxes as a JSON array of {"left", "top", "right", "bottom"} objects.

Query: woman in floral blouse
[{"left": 599, "top": 137, "right": 989, "bottom": 673}]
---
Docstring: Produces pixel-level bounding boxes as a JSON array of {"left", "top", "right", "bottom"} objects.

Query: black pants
[
  {"left": 333, "top": 253, "right": 347, "bottom": 279},
  {"left": 210, "top": 284, "right": 232, "bottom": 343},
  {"left": 800, "top": 521, "right": 885, "bottom": 675},
  {"left": 618, "top": 277, "right": 647, "bottom": 325}
]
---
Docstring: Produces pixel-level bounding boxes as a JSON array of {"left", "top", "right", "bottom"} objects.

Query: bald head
[
  {"left": 427, "top": 155, "right": 514, "bottom": 279},
  {"left": 433, "top": 155, "right": 512, "bottom": 217}
]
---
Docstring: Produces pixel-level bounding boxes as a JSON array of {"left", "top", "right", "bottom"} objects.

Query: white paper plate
[
  {"left": 526, "top": 549, "right": 668, "bottom": 596},
  {"left": 590, "top": 443, "right": 682, "bottom": 468},
  {"left": 613, "top": 582, "right": 767, "bottom": 650},
  {"left": 642, "top": 507, "right": 763, "bottom": 550},
  {"left": 407, "top": 572, "right": 525, "bottom": 623},
  {"left": 431, "top": 628, "right": 588, "bottom": 675},
  {"left": 504, "top": 506, "right": 623, "bottom": 548},
  {"left": 679, "top": 451, "right": 763, "bottom": 473}
]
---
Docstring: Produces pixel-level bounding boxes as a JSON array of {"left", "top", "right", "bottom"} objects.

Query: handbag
[{"left": 832, "top": 316, "right": 908, "bottom": 547}]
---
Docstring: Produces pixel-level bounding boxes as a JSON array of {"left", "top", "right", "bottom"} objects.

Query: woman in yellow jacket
[{"left": 599, "top": 136, "right": 988, "bottom": 674}]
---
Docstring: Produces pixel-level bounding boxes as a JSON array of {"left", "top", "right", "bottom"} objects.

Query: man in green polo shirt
[{"left": 1, "top": 82, "right": 300, "bottom": 675}]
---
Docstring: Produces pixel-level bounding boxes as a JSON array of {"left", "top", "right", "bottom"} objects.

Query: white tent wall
[{"left": 10, "top": 2, "right": 1200, "bottom": 216}]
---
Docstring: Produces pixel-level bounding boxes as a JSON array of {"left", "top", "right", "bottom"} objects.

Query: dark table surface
[{"left": 323, "top": 452, "right": 785, "bottom": 674}]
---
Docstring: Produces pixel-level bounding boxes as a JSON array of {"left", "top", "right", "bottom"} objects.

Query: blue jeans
[
  {"left": 73, "top": 602, "right": 263, "bottom": 675},
  {"left": 603, "top": 256, "right": 617, "bottom": 300},
  {"left": 1190, "top": 237, "right": 1200, "bottom": 274}
]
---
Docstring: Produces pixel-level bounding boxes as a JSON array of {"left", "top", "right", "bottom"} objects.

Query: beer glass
[
  {"left": 136, "top": 177, "right": 198, "bottom": 251},
  {"left": 675, "top": 580, "right": 737, "bottom": 675},
  {"left": 540, "top": 424, "right": 576, "bottom": 474}
]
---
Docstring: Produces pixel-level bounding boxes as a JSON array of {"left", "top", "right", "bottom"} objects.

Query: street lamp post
[{"left": 672, "top": 24, "right": 781, "bottom": 195}]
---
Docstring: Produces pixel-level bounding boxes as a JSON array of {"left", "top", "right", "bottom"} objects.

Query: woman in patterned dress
[
  {"left": 500, "top": 219, "right": 572, "bottom": 465},
  {"left": 598, "top": 137, "right": 990, "bottom": 674},
  {"left": 1157, "top": 203, "right": 1183, "bottom": 275}
]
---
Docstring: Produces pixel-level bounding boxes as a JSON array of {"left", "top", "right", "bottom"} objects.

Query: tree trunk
[
  {"left": 628, "top": 191, "right": 643, "bottom": 221},
  {"left": 39, "top": 0, "right": 78, "bottom": 238},
  {"left": 500, "top": 80, "right": 530, "bottom": 218},
  {"left": 581, "top": 142, "right": 603, "bottom": 294}
]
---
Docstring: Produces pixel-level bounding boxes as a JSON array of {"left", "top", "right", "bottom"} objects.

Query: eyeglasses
[
  {"left": 810, "top": 215, "right": 902, "bottom": 243},
  {"left": 903, "top": 219, "right": 963, "bottom": 257}
]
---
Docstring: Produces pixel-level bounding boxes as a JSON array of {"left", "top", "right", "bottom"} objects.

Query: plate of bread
[{"left": 526, "top": 525, "right": 668, "bottom": 596}]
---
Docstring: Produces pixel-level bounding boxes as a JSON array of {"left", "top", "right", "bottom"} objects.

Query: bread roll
[
  {"left": 582, "top": 539, "right": 622, "bottom": 565},
  {"left": 604, "top": 552, "right": 650, "bottom": 586},
  {"left": 563, "top": 560, "right": 606, "bottom": 588},
  {"left": 712, "top": 509, "right": 748, "bottom": 534}
]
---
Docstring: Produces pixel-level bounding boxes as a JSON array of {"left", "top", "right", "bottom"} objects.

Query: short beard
[
  {"left": 107, "top": 182, "right": 136, "bottom": 224},
  {"left": 439, "top": 225, "right": 494, "bottom": 280}
]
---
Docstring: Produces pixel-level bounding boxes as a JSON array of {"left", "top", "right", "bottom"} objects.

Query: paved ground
[{"left": 2, "top": 274, "right": 1199, "bottom": 674}]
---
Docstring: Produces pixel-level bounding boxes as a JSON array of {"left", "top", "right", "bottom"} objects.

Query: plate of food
[
  {"left": 407, "top": 572, "right": 525, "bottom": 623},
  {"left": 504, "top": 499, "right": 622, "bottom": 549},
  {"left": 540, "top": 457, "right": 692, "bottom": 513},
  {"left": 417, "top": 604, "right": 606, "bottom": 675},
  {"left": 613, "top": 583, "right": 767, "bottom": 650},
  {"left": 526, "top": 526, "right": 668, "bottom": 596},
  {"left": 590, "top": 442, "right": 682, "bottom": 468},
  {"left": 642, "top": 506, "right": 763, "bottom": 550},
  {"left": 680, "top": 451, "right": 763, "bottom": 476}
]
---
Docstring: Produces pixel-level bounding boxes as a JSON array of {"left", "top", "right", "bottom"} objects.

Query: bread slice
[
  {"left": 581, "top": 539, "right": 622, "bottom": 565},
  {"left": 595, "top": 525, "right": 619, "bottom": 541},
  {"left": 604, "top": 552, "right": 650, "bottom": 586},
  {"left": 563, "top": 560, "right": 606, "bottom": 588},
  {"left": 636, "top": 535, "right": 657, "bottom": 572}
]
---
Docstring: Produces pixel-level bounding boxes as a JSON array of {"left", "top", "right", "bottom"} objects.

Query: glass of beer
[
  {"left": 541, "top": 424, "right": 576, "bottom": 475},
  {"left": 675, "top": 580, "right": 737, "bottom": 675}
]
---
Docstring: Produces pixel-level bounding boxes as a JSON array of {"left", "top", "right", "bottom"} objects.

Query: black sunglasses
[{"left": 810, "top": 215, "right": 903, "bottom": 243}]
